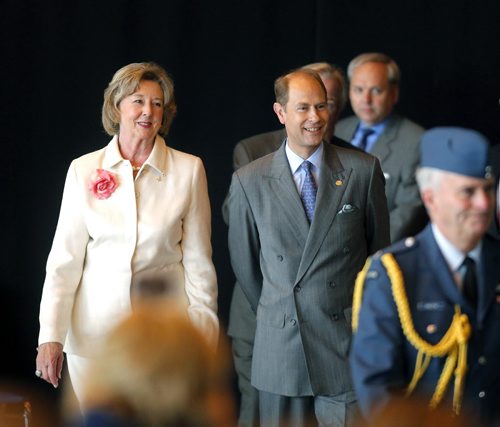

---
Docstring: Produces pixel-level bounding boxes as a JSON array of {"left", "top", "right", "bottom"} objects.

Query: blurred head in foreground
[{"left": 81, "top": 303, "right": 234, "bottom": 426}]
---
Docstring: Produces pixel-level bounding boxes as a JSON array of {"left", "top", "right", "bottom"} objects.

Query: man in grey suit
[
  {"left": 227, "top": 68, "right": 390, "bottom": 426},
  {"left": 223, "top": 63, "right": 360, "bottom": 426},
  {"left": 335, "top": 52, "right": 427, "bottom": 243}
]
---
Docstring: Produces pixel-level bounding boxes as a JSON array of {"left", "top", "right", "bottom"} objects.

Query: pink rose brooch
[{"left": 89, "top": 169, "right": 118, "bottom": 200}]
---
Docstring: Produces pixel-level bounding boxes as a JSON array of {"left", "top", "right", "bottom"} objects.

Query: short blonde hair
[
  {"left": 102, "top": 62, "right": 177, "bottom": 137},
  {"left": 83, "top": 304, "right": 219, "bottom": 425}
]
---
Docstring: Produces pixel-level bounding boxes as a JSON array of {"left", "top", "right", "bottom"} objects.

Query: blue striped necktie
[{"left": 300, "top": 161, "right": 317, "bottom": 223}]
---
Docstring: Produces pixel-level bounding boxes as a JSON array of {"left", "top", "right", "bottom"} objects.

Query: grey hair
[
  {"left": 347, "top": 52, "right": 400, "bottom": 86},
  {"left": 302, "top": 62, "right": 348, "bottom": 113},
  {"left": 415, "top": 167, "right": 444, "bottom": 191}
]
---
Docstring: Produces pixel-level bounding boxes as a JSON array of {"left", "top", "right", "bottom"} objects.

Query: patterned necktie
[
  {"left": 357, "top": 128, "right": 374, "bottom": 151},
  {"left": 462, "top": 256, "right": 478, "bottom": 308},
  {"left": 300, "top": 161, "right": 317, "bottom": 223}
]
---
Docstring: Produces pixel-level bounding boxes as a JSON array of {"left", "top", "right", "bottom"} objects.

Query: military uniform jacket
[{"left": 350, "top": 224, "right": 500, "bottom": 425}]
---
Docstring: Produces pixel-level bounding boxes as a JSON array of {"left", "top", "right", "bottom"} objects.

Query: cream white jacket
[{"left": 39, "top": 136, "right": 219, "bottom": 355}]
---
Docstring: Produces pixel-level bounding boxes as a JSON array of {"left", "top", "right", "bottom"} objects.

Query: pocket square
[{"left": 337, "top": 204, "right": 357, "bottom": 214}]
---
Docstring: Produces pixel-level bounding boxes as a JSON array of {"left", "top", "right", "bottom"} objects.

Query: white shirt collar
[
  {"left": 431, "top": 223, "right": 482, "bottom": 272},
  {"left": 285, "top": 140, "right": 323, "bottom": 175}
]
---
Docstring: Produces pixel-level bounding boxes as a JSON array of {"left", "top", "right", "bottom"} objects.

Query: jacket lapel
[
  {"left": 265, "top": 144, "right": 310, "bottom": 246},
  {"left": 419, "top": 226, "right": 465, "bottom": 307},
  {"left": 341, "top": 118, "right": 358, "bottom": 141},
  {"left": 295, "top": 144, "right": 348, "bottom": 284},
  {"left": 370, "top": 115, "right": 400, "bottom": 163}
]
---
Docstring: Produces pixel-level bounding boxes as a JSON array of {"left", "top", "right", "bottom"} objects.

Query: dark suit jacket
[
  {"left": 335, "top": 114, "right": 427, "bottom": 242},
  {"left": 227, "top": 141, "right": 390, "bottom": 396},
  {"left": 350, "top": 225, "right": 500, "bottom": 425}
]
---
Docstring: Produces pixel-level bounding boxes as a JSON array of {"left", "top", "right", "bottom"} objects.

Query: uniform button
[
  {"left": 478, "top": 391, "right": 486, "bottom": 398},
  {"left": 343, "top": 247, "right": 350, "bottom": 254},
  {"left": 295, "top": 285, "right": 302, "bottom": 293},
  {"left": 405, "top": 237, "right": 416, "bottom": 247},
  {"left": 329, "top": 281, "right": 336, "bottom": 288},
  {"left": 332, "top": 314, "right": 339, "bottom": 321},
  {"left": 478, "top": 356, "right": 487, "bottom": 365},
  {"left": 289, "top": 319, "right": 297, "bottom": 326},
  {"left": 277, "top": 255, "right": 283, "bottom": 262}
]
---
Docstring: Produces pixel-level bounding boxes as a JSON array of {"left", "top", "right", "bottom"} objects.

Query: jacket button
[
  {"left": 277, "top": 255, "right": 283, "bottom": 262},
  {"left": 331, "top": 314, "right": 339, "bottom": 321},
  {"left": 289, "top": 319, "right": 297, "bottom": 326},
  {"left": 343, "top": 247, "right": 350, "bottom": 254},
  {"left": 478, "top": 356, "right": 487, "bottom": 365},
  {"left": 329, "top": 281, "right": 336, "bottom": 288},
  {"left": 478, "top": 391, "right": 486, "bottom": 398},
  {"left": 295, "top": 285, "right": 301, "bottom": 292}
]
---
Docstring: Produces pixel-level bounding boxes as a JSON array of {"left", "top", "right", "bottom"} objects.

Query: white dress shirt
[{"left": 285, "top": 141, "right": 323, "bottom": 193}]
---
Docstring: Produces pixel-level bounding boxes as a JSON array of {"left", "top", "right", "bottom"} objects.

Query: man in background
[{"left": 335, "top": 52, "right": 427, "bottom": 242}]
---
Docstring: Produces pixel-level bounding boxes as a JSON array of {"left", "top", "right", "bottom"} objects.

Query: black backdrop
[{"left": 2, "top": 0, "right": 499, "bottom": 416}]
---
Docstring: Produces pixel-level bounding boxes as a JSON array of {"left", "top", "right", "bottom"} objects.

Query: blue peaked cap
[{"left": 420, "top": 127, "right": 491, "bottom": 178}]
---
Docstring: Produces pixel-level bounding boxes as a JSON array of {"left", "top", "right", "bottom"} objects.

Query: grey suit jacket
[
  {"left": 225, "top": 129, "right": 363, "bottom": 339},
  {"left": 335, "top": 114, "right": 427, "bottom": 242},
  {"left": 227, "top": 141, "right": 390, "bottom": 396}
]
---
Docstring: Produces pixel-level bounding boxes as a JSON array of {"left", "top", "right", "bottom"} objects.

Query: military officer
[{"left": 350, "top": 127, "right": 500, "bottom": 426}]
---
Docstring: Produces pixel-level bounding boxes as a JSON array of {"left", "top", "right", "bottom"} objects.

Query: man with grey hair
[
  {"left": 223, "top": 62, "right": 361, "bottom": 427},
  {"left": 336, "top": 52, "right": 427, "bottom": 242},
  {"left": 350, "top": 127, "right": 500, "bottom": 426}
]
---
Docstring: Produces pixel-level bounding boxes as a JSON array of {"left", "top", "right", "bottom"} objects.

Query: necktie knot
[
  {"left": 300, "top": 161, "right": 317, "bottom": 223},
  {"left": 358, "top": 128, "right": 374, "bottom": 151},
  {"left": 301, "top": 160, "right": 313, "bottom": 173}
]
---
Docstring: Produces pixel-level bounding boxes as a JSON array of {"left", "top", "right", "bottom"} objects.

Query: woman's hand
[{"left": 36, "top": 342, "right": 64, "bottom": 388}]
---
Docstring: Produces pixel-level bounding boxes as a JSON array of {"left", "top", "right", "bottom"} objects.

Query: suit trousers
[
  {"left": 259, "top": 390, "right": 360, "bottom": 427},
  {"left": 232, "top": 335, "right": 259, "bottom": 427}
]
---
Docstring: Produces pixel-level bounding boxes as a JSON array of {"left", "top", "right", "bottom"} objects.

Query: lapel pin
[{"left": 335, "top": 179, "right": 343, "bottom": 186}]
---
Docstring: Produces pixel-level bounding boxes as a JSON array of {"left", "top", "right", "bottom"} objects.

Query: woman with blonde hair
[{"left": 35, "top": 62, "right": 218, "bottom": 401}]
